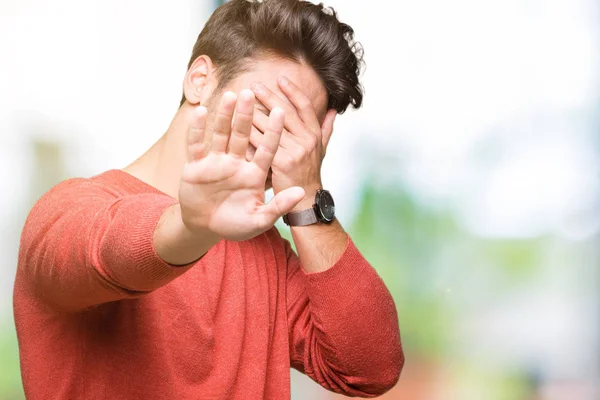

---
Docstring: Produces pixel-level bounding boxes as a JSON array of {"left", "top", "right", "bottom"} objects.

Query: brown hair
[{"left": 180, "top": 0, "right": 364, "bottom": 113}]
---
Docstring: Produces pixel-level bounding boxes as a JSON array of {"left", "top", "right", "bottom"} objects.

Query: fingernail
[
  {"left": 279, "top": 76, "right": 289, "bottom": 86},
  {"left": 252, "top": 82, "right": 264, "bottom": 93}
]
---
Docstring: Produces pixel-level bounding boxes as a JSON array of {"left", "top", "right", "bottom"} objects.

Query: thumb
[{"left": 258, "top": 186, "right": 305, "bottom": 228}]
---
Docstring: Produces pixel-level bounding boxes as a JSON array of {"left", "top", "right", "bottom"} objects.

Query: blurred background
[{"left": 1, "top": 0, "right": 598, "bottom": 399}]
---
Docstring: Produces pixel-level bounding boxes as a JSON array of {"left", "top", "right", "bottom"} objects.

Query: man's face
[{"left": 203, "top": 56, "right": 329, "bottom": 185}]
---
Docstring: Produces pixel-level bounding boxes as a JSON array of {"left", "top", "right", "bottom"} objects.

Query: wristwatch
[{"left": 283, "top": 189, "right": 336, "bottom": 226}]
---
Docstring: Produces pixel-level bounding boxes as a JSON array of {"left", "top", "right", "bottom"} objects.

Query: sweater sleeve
[
  {"left": 286, "top": 235, "right": 404, "bottom": 397},
  {"left": 17, "top": 178, "right": 197, "bottom": 312}
]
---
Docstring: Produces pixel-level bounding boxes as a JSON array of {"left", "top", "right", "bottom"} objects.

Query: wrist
[
  {"left": 290, "top": 183, "right": 322, "bottom": 212},
  {"left": 176, "top": 205, "right": 222, "bottom": 243},
  {"left": 155, "top": 204, "right": 221, "bottom": 266}
]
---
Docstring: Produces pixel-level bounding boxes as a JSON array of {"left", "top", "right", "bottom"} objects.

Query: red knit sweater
[{"left": 14, "top": 169, "right": 403, "bottom": 399}]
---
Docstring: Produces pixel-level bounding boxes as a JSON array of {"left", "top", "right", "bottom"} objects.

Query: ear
[
  {"left": 182, "top": 55, "right": 216, "bottom": 105},
  {"left": 321, "top": 109, "right": 337, "bottom": 149}
]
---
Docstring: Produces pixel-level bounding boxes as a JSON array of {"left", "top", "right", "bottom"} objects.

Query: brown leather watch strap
[{"left": 283, "top": 208, "right": 319, "bottom": 226}]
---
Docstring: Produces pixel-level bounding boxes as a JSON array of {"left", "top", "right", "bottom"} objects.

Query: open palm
[{"left": 178, "top": 90, "right": 304, "bottom": 241}]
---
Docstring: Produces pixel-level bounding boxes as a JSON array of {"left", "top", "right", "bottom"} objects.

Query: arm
[
  {"left": 19, "top": 90, "right": 304, "bottom": 312},
  {"left": 251, "top": 78, "right": 403, "bottom": 396},
  {"left": 288, "top": 197, "right": 347, "bottom": 273},
  {"left": 19, "top": 180, "right": 200, "bottom": 312},
  {"left": 153, "top": 202, "right": 220, "bottom": 266},
  {"left": 285, "top": 233, "right": 404, "bottom": 397}
]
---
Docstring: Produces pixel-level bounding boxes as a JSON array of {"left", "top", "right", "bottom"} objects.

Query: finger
[
  {"left": 250, "top": 125, "right": 264, "bottom": 149},
  {"left": 251, "top": 82, "right": 305, "bottom": 136},
  {"left": 321, "top": 109, "right": 337, "bottom": 149},
  {"left": 211, "top": 91, "right": 237, "bottom": 153},
  {"left": 253, "top": 109, "right": 269, "bottom": 132},
  {"left": 182, "top": 155, "right": 238, "bottom": 184},
  {"left": 279, "top": 129, "right": 300, "bottom": 151},
  {"left": 278, "top": 76, "right": 320, "bottom": 132},
  {"left": 245, "top": 141, "right": 257, "bottom": 162},
  {"left": 187, "top": 106, "right": 208, "bottom": 162},
  {"left": 228, "top": 89, "right": 255, "bottom": 157},
  {"left": 253, "top": 110, "right": 296, "bottom": 151},
  {"left": 188, "top": 144, "right": 205, "bottom": 162},
  {"left": 252, "top": 107, "right": 285, "bottom": 172},
  {"left": 256, "top": 186, "right": 305, "bottom": 229}
]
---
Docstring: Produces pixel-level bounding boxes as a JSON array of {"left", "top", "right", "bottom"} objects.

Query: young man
[{"left": 14, "top": 0, "right": 403, "bottom": 398}]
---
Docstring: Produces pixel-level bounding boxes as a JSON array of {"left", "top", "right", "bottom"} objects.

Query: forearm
[
  {"left": 21, "top": 181, "right": 208, "bottom": 311},
  {"left": 256, "top": 75, "right": 403, "bottom": 393},
  {"left": 286, "top": 237, "right": 404, "bottom": 395},
  {"left": 286, "top": 194, "right": 402, "bottom": 394},
  {"left": 154, "top": 204, "right": 221, "bottom": 266},
  {"left": 288, "top": 183, "right": 348, "bottom": 273},
  {"left": 290, "top": 218, "right": 347, "bottom": 273}
]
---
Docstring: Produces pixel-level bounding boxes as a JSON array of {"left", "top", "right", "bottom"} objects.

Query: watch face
[{"left": 316, "top": 190, "right": 335, "bottom": 222}]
